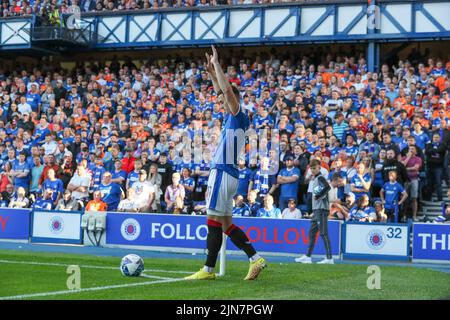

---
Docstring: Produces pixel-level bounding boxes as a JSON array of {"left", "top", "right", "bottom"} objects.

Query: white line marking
[
  {"left": 0, "top": 259, "right": 193, "bottom": 274},
  {"left": 0, "top": 277, "right": 186, "bottom": 300},
  {"left": 140, "top": 273, "right": 172, "bottom": 280}
]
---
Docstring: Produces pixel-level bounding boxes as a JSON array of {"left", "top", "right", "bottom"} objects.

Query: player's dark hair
[{"left": 310, "top": 159, "right": 321, "bottom": 168}]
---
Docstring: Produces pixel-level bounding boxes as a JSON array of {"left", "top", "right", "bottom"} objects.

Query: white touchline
[
  {"left": 0, "top": 277, "right": 186, "bottom": 300},
  {"left": 0, "top": 259, "right": 193, "bottom": 274}
]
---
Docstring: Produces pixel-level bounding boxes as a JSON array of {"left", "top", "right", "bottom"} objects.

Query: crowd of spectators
[
  {"left": 0, "top": 47, "right": 449, "bottom": 224},
  {"left": 1, "top": 0, "right": 316, "bottom": 18}
]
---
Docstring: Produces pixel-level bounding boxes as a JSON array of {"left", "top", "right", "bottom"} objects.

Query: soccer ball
[{"left": 120, "top": 254, "right": 144, "bottom": 277}]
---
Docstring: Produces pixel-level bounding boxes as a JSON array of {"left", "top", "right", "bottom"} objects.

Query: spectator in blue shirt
[
  {"left": 42, "top": 168, "right": 64, "bottom": 206},
  {"left": 181, "top": 167, "right": 195, "bottom": 207},
  {"left": 257, "top": 194, "right": 282, "bottom": 219},
  {"left": 97, "top": 171, "right": 123, "bottom": 211},
  {"left": 246, "top": 190, "right": 261, "bottom": 217},
  {"left": 411, "top": 122, "right": 430, "bottom": 150},
  {"left": 250, "top": 157, "right": 276, "bottom": 201},
  {"left": 277, "top": 155, "right": 301, "bottom": 211},
  {"left": 350, "top": 163, "right": 372, "bottom": 201},
  {"left": 348, "top": 195, "right": 376, "bottom": 222},
  {"left": 236, "top": 158, "right": 253, "bottom": 199},
  {"left": 11, "top": 152, "right": 30, "bottom": 193},
  {"left": 232, "top": 195, "right": 251, "bottom": 217},
  {"left": 32, "top": 189, "right": 54, "bottom": 210},
  {"left": 380, "top": 171, "right": 408, "bottom": 222}
]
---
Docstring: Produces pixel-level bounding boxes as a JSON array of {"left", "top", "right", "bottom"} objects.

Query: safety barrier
[
  {"left": 105, "top": 213, "right": 341, "bottom": 258},
  {"left": 0, "top": 207, "right": 449, "bottom": 263}
]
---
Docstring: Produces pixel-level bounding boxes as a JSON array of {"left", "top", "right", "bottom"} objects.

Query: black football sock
[
  {"left": 204, "top": 219, "right": 223, "bottom": 270},
  {"left": 225, "top": 224, "right": 257, "bottom": 259}
]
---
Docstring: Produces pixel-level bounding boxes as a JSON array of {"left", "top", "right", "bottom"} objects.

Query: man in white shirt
[
  {"left": 131, "top": 170, "right": 155, "bottom": 212},
  {"left": 17, "top": 96, "right": 32, "bottom": 115},
  {"left": 118, "top": 188, "right": 139, "bottom": 212},
  {"left": 67, "top": 165, "right": 91, "bottom": 202},
  {"left": 42, "top": 134, "right": 58, "bottom": 155}
]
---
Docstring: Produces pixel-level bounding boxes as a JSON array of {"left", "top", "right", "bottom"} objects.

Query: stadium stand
[
  {"left": 0, "top": 47, "right": 449, "bottom": 224},
  {"left": 0, "top": 0, "right": 449, "bottom": 226}
]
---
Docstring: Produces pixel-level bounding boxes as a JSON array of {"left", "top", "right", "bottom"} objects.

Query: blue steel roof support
[
  {"left": 1, "top": 1, "right": 450, "bottom": 52},
  {"left": 367, "top": 0, "right": 379, "bottom": 73}
]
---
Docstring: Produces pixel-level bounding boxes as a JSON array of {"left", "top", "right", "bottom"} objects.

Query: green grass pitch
[{"left": 0, "top": 249, "right": 449, "bottom": 300}]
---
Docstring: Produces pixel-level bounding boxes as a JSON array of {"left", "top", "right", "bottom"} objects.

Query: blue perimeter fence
[{"left": 0, "top": 208, "right": 449, "bottom": 263}]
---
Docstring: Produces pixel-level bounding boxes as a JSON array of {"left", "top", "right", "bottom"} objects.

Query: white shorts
[{"left": 206, "top": 169, "right": 238, "bottom": 217}]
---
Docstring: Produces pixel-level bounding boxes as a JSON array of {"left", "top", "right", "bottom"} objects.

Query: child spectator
[
  {"left": 380, "top": 171, "right": 408, "bottom": 222},
  {"left": 281, "top": 199, "right": 302, "bottom": 219}
]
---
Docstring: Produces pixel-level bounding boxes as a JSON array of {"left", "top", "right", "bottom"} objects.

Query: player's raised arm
[
  {"left": 210, "top": 45, "right": 240, "bottom": 116},
  {"left": 205, "top": 52, "right": 221, "bottom": 95}
]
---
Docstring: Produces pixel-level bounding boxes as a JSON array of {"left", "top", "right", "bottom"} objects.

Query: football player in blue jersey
[{"left": 186, "top": 46, "right": 266, "bottom": 281}]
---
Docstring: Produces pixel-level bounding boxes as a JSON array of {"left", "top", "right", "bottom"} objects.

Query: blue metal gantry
[{"left": 1, "top": 0, "right": 449, "bottom": 71}]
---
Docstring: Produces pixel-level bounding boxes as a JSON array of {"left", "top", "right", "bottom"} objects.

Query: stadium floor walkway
[{"left": 1, "top": 241, "right": 449, "bottom": 274}]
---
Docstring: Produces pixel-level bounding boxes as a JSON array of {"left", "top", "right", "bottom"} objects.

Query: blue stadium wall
[{"left": 1, "top": 0, "right": 450, "bottom": 71}]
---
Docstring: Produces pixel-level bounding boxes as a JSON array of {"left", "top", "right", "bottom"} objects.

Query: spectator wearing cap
[
  {"left": 277, "top": 155, "right": 301, "bottom": 211},
  {"left": 17, "top": 112, "right": 34, "bottom": 133},
  {"left": 257, "top": 194, "right": 282, "bottom": 219},
  {"left": 10, "top": 151, "right": 30, "bottom": 193},
  {"left": 281, "top": 199, "right": 302, "bottom": 219},
  {"left": 56, "top": 190, "right": 80, "bottom": 211}
]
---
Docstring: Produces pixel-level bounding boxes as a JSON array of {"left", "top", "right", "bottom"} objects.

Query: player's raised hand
[
  {"left": 211, "top": 45, "right": 219, "bottom": 65},
  {"left": 205, "top": 52, "right": 214, "bottom": 74}
]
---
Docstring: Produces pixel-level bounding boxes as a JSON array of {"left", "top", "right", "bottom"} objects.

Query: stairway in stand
[{"left": 418, "top": 184, "right": 449, "bottom": 222}]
